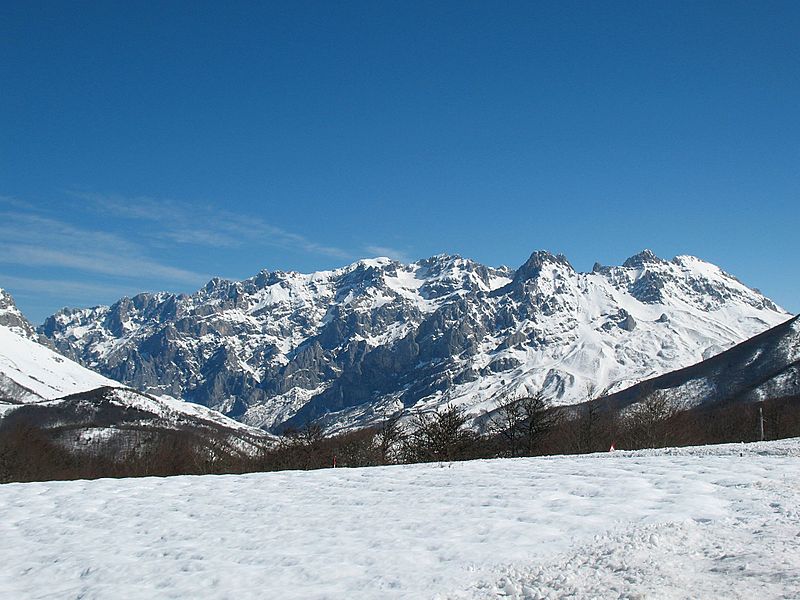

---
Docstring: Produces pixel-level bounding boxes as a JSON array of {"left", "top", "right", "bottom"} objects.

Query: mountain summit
[
  {"left": 0, "top": 288, "right": 41, "bottom": 342},
  {"left": 38, "top": 250, "right": 789, "bottom": 431}
]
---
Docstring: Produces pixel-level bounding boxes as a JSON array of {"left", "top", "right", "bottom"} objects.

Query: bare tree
[
  {"left": 622, "top": 388, "right": 678, "bottom": 449},
  {"left": 335, "top": 428, "right": 378, "bottom": 468},
  {"left": 490, "top": 393, "right": 558, "bottom": 457},
  {"left": 375, "top": 412, "right": 404, "bottom": 465},
  {"left": 489, "top": 396, "right": 525, "bottom": 457},
  {"left": 517, "top": 394, "right": 558, "bottom": 456},
  {"left": 300, "top": 423, "right": 324, "bottom": 445},
  {"left": 403, "top": 404, "right": 474, "bottom": 463},
  {"left": 280, "top": 422, "right": 323, "bottom": 447},
  {"left": 573, "top": 401, "right": 600, "bottom": 453}
]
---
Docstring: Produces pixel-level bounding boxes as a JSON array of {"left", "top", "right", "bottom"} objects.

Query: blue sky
[{"left": 1, "top": 1, "right": 798, "bottom": 323}]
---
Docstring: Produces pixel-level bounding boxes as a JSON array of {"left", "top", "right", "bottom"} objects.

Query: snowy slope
[
  {"left": 0, "top": 321, "right": 270, "bottom": 443},
  {"left": 0, "top": 323, "right": 117, "bottom": 402},
  {"left": 597, "top": 314, "right": 800, "bottom": 412},
  {"left": 1, "top": 438, "right": 797, "bottom": 599},
  {"left": 38, "top": 250, "right": 790, "bottom": 431}
]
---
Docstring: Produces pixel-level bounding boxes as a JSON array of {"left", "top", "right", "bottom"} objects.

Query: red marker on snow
[{"left": 609, "top": 442, "right": 616, "bottom": 452}]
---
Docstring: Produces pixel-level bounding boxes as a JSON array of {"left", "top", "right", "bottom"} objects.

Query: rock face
[
  {"left": 37, "top": 250, "right": 790, "bottom": 432},
  {"left": 0, "top": 288, "right": 45, "bottom": 343},
  {"left": 0, "top": 318, "right": 274, "bottom": 456}
]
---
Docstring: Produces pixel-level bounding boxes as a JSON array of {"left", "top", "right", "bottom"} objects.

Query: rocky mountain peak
[
  {"left": 622, "top": 249, "right": 667, "bottom": 269},
  {"left": 203, "top": 276, "right": 234, "bottom": 295},
  {"left": 491, "top": 250, "right": 574, "bottom": 297},
  {"left": 514, "top": 250, "right": 573, "bottom": 280},
  {"left": 0, "top": 288, "right": 38, "bottom": 340}
]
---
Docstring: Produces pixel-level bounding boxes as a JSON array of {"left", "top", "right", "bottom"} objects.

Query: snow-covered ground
[{"left": 1, "top": 440, "right": 798, "bottom": 599}]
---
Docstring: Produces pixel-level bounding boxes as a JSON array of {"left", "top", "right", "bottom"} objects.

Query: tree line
[{"left": 2, "top": 390, "right": 799, "bottom": 483}]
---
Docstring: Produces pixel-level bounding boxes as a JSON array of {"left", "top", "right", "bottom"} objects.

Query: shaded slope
[
  {"left": 597, "top": 315, "right": 800, "bottom": 412},
  {"left": 0, "top": 386, "right": 271, "bottom": 460},
  {"left": 0, "top": 319, "right": 275, "bottom": 464}
]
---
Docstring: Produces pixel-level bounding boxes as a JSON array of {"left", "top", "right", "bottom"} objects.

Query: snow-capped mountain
[
  {"left": 37, "top": 250, "right": 790, "bottom": 432},
  {"left": 0, "top": 322, "right": 116, "bottom": 404},
  {"left": 0, "top": 291, "right": 273, "bottom": 454},
  {"left": 0, "top": 288, "right": 50, "bottom": 345},
  {"left": 597, "top": 314, "right": 800, "bottom": 413}
]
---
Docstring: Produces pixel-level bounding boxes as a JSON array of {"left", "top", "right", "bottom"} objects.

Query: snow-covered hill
[
  {"left": 598, "top": 314, "right": 800, "bottom": 412},
  {"left": 37, "top": 250, "right": 790, "bottom": 431},
  {"left": 0, "top": 323, "right": 117, "bottom": 403},
  {"left": 0, "top": 297, "right": 272, "bottom": 452},
  {"left": 1, "top": 438, "right": 798, "bottom": 599}
]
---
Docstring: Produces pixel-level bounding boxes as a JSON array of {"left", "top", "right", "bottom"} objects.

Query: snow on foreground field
[{"left": 1, "top": 440, "right": 799, "bottom": 600}]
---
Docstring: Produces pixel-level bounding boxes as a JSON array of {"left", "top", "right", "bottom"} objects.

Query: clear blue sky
[{"left": 1, "top": 1, "right": 798, "bottom": 323}]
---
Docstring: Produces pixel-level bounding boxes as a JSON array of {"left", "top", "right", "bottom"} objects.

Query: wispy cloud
[
  {"left": 73, "top": 191, "right": 351, "bottom": 258},
  {"left": 0, "top": 191, "right": 354, "bottom": 319},
  {"left": 0, "top": 210, "right": 210, "bottom": 286},
  {"left": 0, "top": 195, "right": 40, "bottom": 212},
  {"left": 0, "top": 244, "right": 207, "bottom": 285},
  {"left": 0, "top": 274, "right": 137, "bottom": 303},
  {"left": 364, "top": 245, "right": 411, "bottom": 263}
]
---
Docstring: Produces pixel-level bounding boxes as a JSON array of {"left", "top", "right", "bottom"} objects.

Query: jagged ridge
[{"left": 35, "top": 250, "right": 789, "bottom": 432}]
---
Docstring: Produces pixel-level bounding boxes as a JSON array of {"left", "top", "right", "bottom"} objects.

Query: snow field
[{"left": 0, "top": 440, "right": 798, "bottom": 599}]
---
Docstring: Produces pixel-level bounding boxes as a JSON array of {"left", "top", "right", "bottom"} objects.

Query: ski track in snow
[{"left": 1, "top": 440, "right": 798, "bottom": 599}]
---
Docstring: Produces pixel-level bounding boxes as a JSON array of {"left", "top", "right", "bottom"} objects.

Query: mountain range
[
  {"left": 29, "top": 249, "right": 790, "bottom": 432},
  {"left": 0, "top": 293, "right": 273, "bottom": 459}
]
